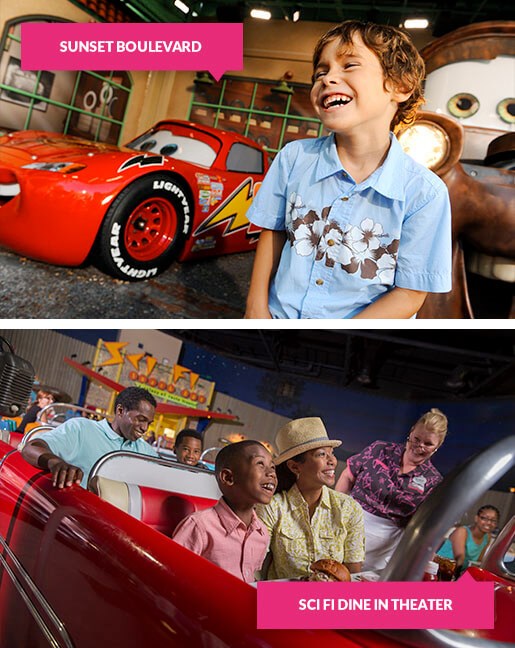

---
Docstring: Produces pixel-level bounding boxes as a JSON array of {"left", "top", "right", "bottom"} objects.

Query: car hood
[{"left": 0, "top": 130, "right": 132, "bottom": 168}]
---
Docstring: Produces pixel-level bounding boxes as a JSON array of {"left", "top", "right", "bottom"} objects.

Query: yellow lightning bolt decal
[
  {"left": 126, "top": 353, "right": 144, "bottom": 370},
  {"left": 173, "top": 364, "right": 191, "bottom": 383},
  {"left": 189, "top": 372, "right": 199, "bottom": 390},
  {"left": 101, "top": 341, "right": 128, "bottom": 366},
  {"left": 145, "top": 356, "right": 157, "bottom": 377},
  {"left": 195, "top": 178, "right": 258, "bottom": 236}
]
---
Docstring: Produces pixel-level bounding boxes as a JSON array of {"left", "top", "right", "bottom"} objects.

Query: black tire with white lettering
[{"left": 94, "top": 174, "right": 192, "bottom": 281}]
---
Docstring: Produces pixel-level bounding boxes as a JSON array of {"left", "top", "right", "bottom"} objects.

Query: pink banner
[
  {"left": 21, "top": 23, "right": 242, "bottom": 80},
  {"left": 257, "top": 573, "right": 494, "bottom": 629}
]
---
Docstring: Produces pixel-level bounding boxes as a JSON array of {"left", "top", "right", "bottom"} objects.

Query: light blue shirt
[
  {"left": 247, "top": 134, "right": 452, "bottom": 318},
  {"left": 42, "top": 417, "right": 158, "bottom": 487}
]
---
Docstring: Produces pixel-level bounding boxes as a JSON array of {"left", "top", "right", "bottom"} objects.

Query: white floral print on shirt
[{"left": 287, "top": 198, "right": 399, "bottom": 282}]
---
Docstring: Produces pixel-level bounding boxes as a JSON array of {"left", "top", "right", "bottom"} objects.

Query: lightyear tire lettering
[{"left": 95, "top": 174, "right": 191, "bottom": 281}]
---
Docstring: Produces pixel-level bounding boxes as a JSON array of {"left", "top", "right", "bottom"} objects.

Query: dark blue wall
[{"left": 180, "top": 342, "right": 514, "bottom": 485}]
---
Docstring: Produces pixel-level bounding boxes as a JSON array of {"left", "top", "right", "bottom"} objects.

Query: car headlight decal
[
  {"left": 21, "top": 162, "right": 86, "bottom": 173},
  {"left": 0, "top": 169, "right": 21, "bottom": 197}
]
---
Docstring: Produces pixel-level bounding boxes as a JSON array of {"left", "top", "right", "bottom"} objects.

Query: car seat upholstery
[{"left": 93, "top": 476, "right": 215, "bottom": 537}]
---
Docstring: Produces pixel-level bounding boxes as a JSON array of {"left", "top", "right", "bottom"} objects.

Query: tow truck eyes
[
  {"left": 497, "top": 98, "right": 515, "bottom": 124},
  {"left": 447, "top": 93, "right": 480, "bottom": 119},
  {"left": 446, "top": 93, "right": 514, "bottom": 124}
]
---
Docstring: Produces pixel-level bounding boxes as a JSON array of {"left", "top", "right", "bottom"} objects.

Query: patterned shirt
[
  {"left": 247, "top": 133, "right": 452, "bottom": 318},
  {"left": 172, "top": 498, "right": 269, "bottom": 583},
  {"left": 256, "top": 483, "right": 365, "bottom": 580},
  {"left": 347, "top": 441, "right": 442, "bottom": 528}
]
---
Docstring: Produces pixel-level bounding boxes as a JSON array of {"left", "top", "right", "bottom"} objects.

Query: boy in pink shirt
[{"left": 172, "top": 440, "right": 277, "bottom": 583}]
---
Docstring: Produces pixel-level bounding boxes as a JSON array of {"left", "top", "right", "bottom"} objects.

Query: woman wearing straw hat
[
  {"left": 256, "top": 417, "right": 364, "bottom": 580},
  {"left": 335, "top": 408, "right": 447, "bottom": 571}
]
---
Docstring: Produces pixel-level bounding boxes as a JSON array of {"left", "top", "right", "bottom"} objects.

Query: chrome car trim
[
  {"left": 0, "top": 532, "right": 75, "bottom": 648},
  {"left": 481, "top": 515, "right": 515, "bottom": 582},
  {"left": 90, "top": 449, "right": 214, "bottom": 478},
  {"left": 37, "top": 403, "right": 108, "bottom": 427},
  {"left": 0, "top": 447, "right": 16, "bottom": 470},
  {"left": 379, "top": 628, "right": 513, "bottom": 647},
  {"left": 17, "top": 424, "right": 55, "bottom": 450},
  {"left": 200, "top": 446, "right": 222, "bottom": 461},
  {"left": 88, "top": 450, "right": 221, "bottom": 499}
]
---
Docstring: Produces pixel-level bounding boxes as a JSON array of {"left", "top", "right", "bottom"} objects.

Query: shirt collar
[
  {"left": 412, "top": 459, "right": 437, "bottom": 477},
  {"left": 101, "top": 417, "right": 122, "bottom": 440},
  {"left": 101, "top": 418, "right": 137, "bottom": 448},
  {"left": 215, "top": 498, "right": 265, "bottom": 535},
  {"left": 287, "top": 482, "right": 305, "bottom": 509},
  {"left": 369, "top": 134, "right": 406, "bottom": 200},
  {"left": 287, "top": 483, "right": 331, "bottom": 510},
  {"left": 319, "top": 485, "right": 332, "bottom": 509},
  {"left": 314, "top": 133, "right": 343, "bottom": 182},
  {"left": 397, "top": 442, "right": 437, "bottom": 477},
  {"left": 314, "top": 132, "right": 406, "bottom": 201}
]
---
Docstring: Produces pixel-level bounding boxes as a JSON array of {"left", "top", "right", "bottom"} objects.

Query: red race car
[
  {"left": 0, "top": 120, "right": 267, "bottom": 280},
  {"left": 0, "top": 424, "right": 513, "bottom": 647}
]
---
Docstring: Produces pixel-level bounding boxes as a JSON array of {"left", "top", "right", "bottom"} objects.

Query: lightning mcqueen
[
  {"left": 0, "top": 121, "right": 267, "bottom": 280},
  {"left": 0, "top": 424, "right": 513, "bottom": 647}
]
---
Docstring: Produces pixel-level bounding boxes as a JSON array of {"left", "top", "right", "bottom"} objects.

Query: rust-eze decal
[
  {"left": 191, "top": 236, "right": 217, "bottom": 252},
  {"left": 117, "top": 154, "right": 164, "bottom": 172},
  {"left": 196, "top": 173, "right": 224, "bottom": 213},
  {"left": 194, "top": 178, "right": 262, "bottom": 237}
]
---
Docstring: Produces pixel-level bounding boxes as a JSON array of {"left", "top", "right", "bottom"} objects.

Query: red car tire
[{"left": 95, "top": 173, "right": 192, "bottom": 281}]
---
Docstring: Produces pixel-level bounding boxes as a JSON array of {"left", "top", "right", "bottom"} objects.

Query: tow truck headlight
[
  {"left": 398, "top": 121, "right": 450, "bottom": 171},
  {"left": 397, "top": 111, "right": 464, "bottom": 177}
]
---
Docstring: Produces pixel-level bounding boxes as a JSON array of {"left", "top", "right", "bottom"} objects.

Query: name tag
[{"left": 409, "top": 475, "right": 427, "bottom": 493}]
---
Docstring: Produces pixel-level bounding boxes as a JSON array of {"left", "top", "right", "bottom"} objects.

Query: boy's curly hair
[{"left": 312, "top": 20, "right": 425, "bottom": 131}]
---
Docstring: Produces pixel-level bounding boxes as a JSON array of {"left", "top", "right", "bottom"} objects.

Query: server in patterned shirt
[
  {"left": 257, "top": 417, "right": 364, "bottom": 580},
  {"left": 336, "top": 408, "right": 447, "bottom": 571}
]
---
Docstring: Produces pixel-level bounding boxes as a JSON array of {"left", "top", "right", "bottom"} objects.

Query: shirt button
[
  {"left": 342, "top": 196, "right": 349, "bottom": 201},
  {"left": 316, "top": 278, "right": 324, "bottom": 286},
  {"left": 327, "top": 239, "right": 335, "bottom": 246}
]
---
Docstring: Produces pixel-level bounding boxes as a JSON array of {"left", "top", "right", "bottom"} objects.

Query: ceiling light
[
  {"left": 403, "top": 18, "right": 429, "bottom": 29},
  {"left": 284, "top": 6, "right": 301, "bottom": 21},
  {"left": 250, "top": 8, "right": 272, "bottom": 20},
  {"left": 174, "top": 0, "right": 190, "bottom": 14}
]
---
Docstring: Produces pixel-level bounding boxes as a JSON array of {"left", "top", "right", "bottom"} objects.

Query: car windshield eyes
[
  {"left": 139, "top": 140, "right": 157, "bottom": 152},
  {"left": 160, "top": 144, "right": 179, "bottom": 156},
  {"left": 132, "top": 140, "right": 179, "bottom": 157}
]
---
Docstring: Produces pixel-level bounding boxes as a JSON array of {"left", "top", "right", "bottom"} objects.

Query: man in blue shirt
[
  {"left": 245, "top": 21, "right": 452, "bottom": 319},
  {"left": 22, "top": 386, "right": 158, "bottom": 488}
]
